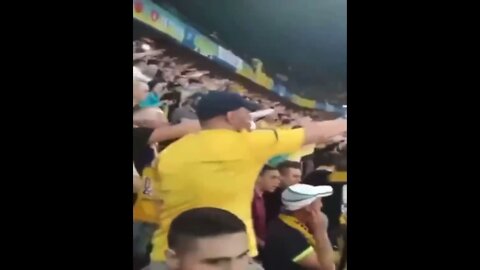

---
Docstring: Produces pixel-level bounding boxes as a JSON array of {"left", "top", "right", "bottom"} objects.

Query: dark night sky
[{"left": 157, "top": 0, "right": 346, "bottom": 102}]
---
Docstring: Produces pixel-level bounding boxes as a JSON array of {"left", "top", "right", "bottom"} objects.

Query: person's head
[
  {"left": 313, "top": 148, "right": 337, "bottom": 170},
  {"left": 144, "top": 64, "right": 159, "bottom": 79},
  {"left": 281, "top": 184, "right": 333, "bottom": 222},
  {"left": 256, "top": 165, "right": 281, "bottom": 193},
  {"left": 163, "top": 69, "right": 176, "bottom": 82},
  {"left": 196, "top": 91, "right": 259, "bottom": 132},
  {"left": 133, "top": 107, "right": 168, "bottom": 128},
  {"left": 166, "top": 208, "right": 249, "bottom": 270},
  {"left": 277, "top": 161, "right": 302, "bottom": 187},
  {"left": 133, "top": 59, "right": 148, "bottom": 72},
  {"left": 133, "top": 80, "right": 149, "bottom": 106}
]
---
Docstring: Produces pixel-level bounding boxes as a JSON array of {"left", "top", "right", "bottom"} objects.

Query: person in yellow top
[{"left": 148, "top": 91, "right": 346, "bottom": 269}]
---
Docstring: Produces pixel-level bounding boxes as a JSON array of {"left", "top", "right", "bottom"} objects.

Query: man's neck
[
  {"left": 290, "top": 211, "right": 308, "bottom": 224},
  {"left": 280, "top": 181, "right": 290, "bottom": 190},
  {"left": 201, "top": 121, "right": 236, "bottom": 131}
]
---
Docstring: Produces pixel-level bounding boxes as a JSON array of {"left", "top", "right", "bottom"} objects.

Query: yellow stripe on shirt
[{"left": 292, "top": 246, "right": 314, "bottom": 263}]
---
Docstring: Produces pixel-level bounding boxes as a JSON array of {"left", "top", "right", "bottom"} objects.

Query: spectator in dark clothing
[
  {"left": 301, "top": 154, "right": 315, "bottom": 178},
  {"left": 133, "top": 108, "right": 200, "bottom": 185},
  {"left": 303, "top": 146, "right": 343, "bottom": 249},
  {"left": 161, "top": 88, "right": 182, "bottom": 122},
  {"left": 133, "top": 127, "right": 157, "bottom": 176},
  {"left": 252, "top": 165, "right": 280, "bottom": 260},
  {"left": 264, "top": 161, "right": 302, "bottom": 225}
]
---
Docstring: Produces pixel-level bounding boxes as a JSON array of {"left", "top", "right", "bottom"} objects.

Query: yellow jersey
[{"left": 151, "top": 128, "right": 305, "bottom": 261}]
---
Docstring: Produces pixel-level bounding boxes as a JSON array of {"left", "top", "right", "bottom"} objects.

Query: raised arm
[
  {"left": 148, "top": 119, "right": 200, "bottom": 144},
  {"left": 133, "top": 49, "right": 165, "bottom": 60},
  {"left": 296, "top": 210, "right": 335, "bottom": 270}
]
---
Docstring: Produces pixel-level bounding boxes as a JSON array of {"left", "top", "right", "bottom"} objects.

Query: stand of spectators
[
  {"left": 132, "top": 39, "right": 338, "bottom": 127},
  {"left": 132, "top": 39, "right": 347, "bottom": 270}
]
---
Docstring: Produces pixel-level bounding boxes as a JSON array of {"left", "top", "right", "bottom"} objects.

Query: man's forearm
[
  {"left": 303, "top": 119, "right": 346, "bottom": 145},
  {"left": 313, "top": 232, "right": 335, "bottom": 270},
  {"left": 148, "top": 121, "right": 200, "bottom": 144}
]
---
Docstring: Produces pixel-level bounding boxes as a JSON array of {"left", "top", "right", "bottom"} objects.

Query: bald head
[{"left": 133, "top": 80, "right": 149, "bottom": 106}]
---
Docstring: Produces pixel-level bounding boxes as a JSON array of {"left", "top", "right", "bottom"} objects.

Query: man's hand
[
  {"left": 256, "top": 237, "right": 265, "bottom": 248},
  {"left": 147, "top": 49, "right": 165, "bottom": 56},
  {"left": 133, "top": 49, "right": 165, "bottom": 60},
  {"left": 307, "top": 208, "right": 329, "bottom": 236},
  {"left": 303, "top": 118, "right": 347, "bottom": 145},
  {"left": 308, "top": 209, "right": 335, "bottom": 270}
]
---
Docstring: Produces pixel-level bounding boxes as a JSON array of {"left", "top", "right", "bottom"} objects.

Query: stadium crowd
[{"left": 133, "top": 39, "right": 347, "bottom": 270}]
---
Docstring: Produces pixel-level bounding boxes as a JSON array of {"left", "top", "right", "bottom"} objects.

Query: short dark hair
[
  {"left": 277, "top": 161, "right": 301, "bottom": 175},
  {"left": 313, "top": 148, "right": 337, "bottom": 167},
  {"left": 168, "top": 208, "right": 246, "bottom": 254},
  {"left": 259, "top": 164, "right": 278, "bottom": 176}
]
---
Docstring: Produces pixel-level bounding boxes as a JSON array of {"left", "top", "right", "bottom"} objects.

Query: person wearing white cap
[{"left": 263, "top": 184, "right": 335, "bottom": 270}]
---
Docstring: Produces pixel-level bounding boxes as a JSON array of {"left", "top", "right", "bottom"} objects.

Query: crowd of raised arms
[{"left": 133, "top": 40, "right": 347, "bottom": 270}]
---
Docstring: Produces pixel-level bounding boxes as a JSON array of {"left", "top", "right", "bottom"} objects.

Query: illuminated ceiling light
[{"left": 342, "top": 105, "right": 347, "bottom": 108}]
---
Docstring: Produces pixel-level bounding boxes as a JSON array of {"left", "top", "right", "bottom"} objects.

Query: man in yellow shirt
[{"left": 148, "top": 91, "right": 346, "bottom": 269}]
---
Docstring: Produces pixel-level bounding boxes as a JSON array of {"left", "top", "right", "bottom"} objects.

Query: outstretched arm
[{"left": 303, "top": 119, "right": 346, "bottom": 146}]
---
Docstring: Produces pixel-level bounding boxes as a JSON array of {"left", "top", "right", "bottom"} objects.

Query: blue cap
[{"left": 196, "top": 91, "right": 260, "bottom": 121}]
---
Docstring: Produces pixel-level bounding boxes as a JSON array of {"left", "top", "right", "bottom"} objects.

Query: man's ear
[
  {"left": 304, "top": 203, "right": 315, "bottom": 213},
  {"left": 225, "top": 111, "right": 237, "bottom": 125},
  {"left": 165, "top": 249, "right": 180, "bottom": 270},
  {"left": 225, "top": 111, "right": 233, "bottom": 121}
]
